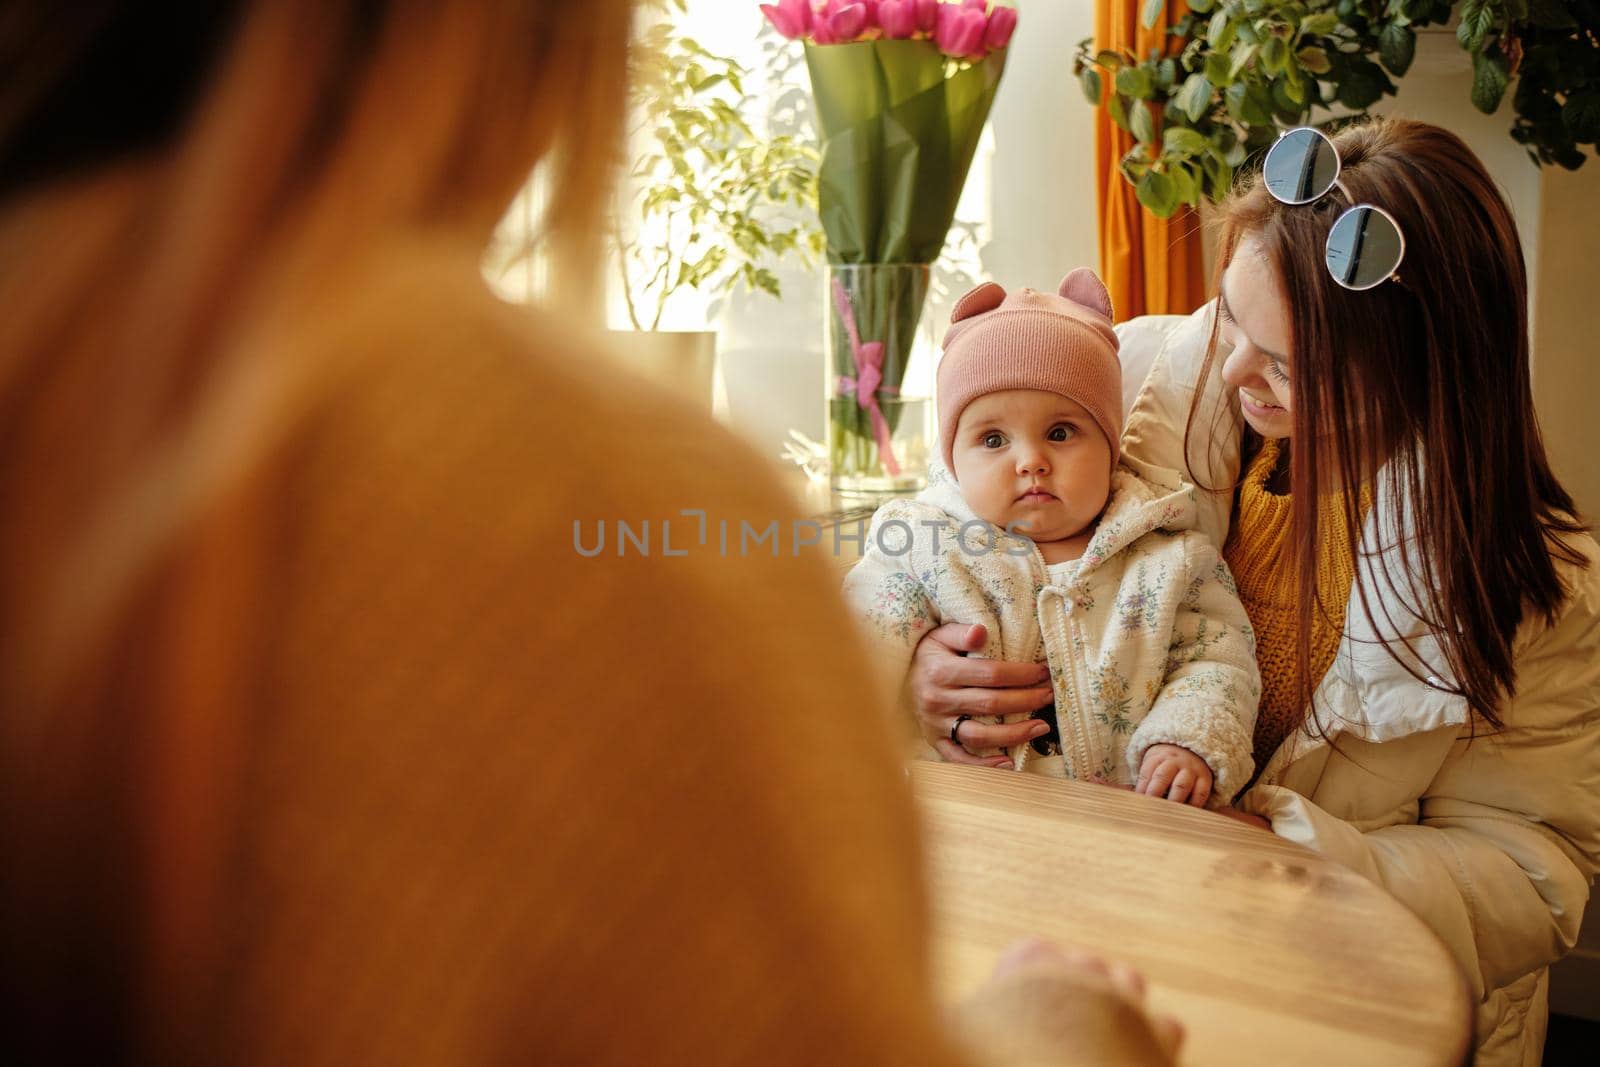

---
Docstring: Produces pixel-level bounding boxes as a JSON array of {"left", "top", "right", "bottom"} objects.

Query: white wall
[
  {"left": 982, "top": 0, "right": 1100, "bottom": 284},
  {"left": 1530, "top": 163, "right": 1600, "bottom": 526}
]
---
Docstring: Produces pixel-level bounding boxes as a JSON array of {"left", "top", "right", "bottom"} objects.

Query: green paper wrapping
[{"left": 805, "top": 40, "right": 1007, "bottom": 266}]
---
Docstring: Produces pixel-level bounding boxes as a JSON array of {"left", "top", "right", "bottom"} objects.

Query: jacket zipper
[
  {"left": 1025, "top": 537, "right": 1109, "bottom": 782},
  {"left": 1056, "top": 599, "right": 1095, "bottom": 780}
]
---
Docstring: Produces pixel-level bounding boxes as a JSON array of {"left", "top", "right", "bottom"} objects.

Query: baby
[{"left": 843, "top": 269, "right": 1260, "bottom": 806}]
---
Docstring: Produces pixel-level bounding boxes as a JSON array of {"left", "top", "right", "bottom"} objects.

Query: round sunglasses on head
[{"left": 1262, "top": 126, "right": 1406, "bottom": 291}]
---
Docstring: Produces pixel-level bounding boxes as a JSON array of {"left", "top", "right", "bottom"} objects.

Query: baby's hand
[{"left": 1135, "top": 744, "right": 1213, "bottom": 808}]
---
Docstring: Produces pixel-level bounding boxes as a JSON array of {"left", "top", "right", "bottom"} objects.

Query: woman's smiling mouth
[{"left": 1239, "top": 390, "right": 1286, "bottom": 418}]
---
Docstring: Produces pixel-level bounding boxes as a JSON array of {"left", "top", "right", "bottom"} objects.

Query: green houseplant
[
  {"left": 617, "top": 1, "right": 824, "bottom": 332},
  {"left": 608, "top": 1, "right": 823, "bottom": 411},
  {"left": 1074, "top": 0, "right": 1600, "bottom": 219}
]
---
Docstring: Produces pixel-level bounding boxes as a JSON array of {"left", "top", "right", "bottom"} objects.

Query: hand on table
[
  {"left": 957, "top": 938, "right": 1183, "bottom": 1066},
  {"left": 1135, "top": 744, "right": 1213, "bottom": 808}
]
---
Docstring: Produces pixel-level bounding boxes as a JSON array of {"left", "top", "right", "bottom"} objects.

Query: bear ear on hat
[
  {"left": 1058, "top": 267, "right": 1113, "bottom": 321},
  {"left": 951, "top": 281, "right": 1006, "bottom": 323}
]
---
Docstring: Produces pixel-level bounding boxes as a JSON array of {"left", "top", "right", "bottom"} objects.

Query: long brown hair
[
  {"left": 1186, "top": 116, "right": 1588, "bottom": 731},
  {"left": 0, "top": 1, "right": 630, "bottom": 1059}
]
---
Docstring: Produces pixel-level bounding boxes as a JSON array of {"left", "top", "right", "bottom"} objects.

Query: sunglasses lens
[
  {"left": 1325, "top": 206, "right": 1405, "bottom": 290},
  {"left": 1263, "top": 127, "right": 1340, "bottom": 205}
]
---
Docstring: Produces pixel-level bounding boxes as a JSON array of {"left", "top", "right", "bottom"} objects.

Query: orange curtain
[{"left": 1094, "top": 0, "right": 1206, "bottom": 321}]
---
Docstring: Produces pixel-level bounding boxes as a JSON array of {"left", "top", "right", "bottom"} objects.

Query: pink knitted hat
[{"left": 937, "top": 267, "right": 1122, "bottom": 477}]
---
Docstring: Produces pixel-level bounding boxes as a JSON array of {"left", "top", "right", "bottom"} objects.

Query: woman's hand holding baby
[
  {"left": 1135, "top": 744, "right": 1213, "bottom": 807},
  {"left": 910, "top": 622, "right": 1057, "bottom": 767}
]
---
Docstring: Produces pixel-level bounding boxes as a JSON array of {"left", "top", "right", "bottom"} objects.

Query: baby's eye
[
  {"left": 1047, "top": 424, "right": 1074, "bottom": 442},
  {"left": 982, "top": 432, "right": 1005, "bottom": 449}
]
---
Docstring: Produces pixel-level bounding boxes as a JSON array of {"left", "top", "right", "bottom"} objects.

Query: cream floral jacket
[{"left": 842, "top": 457, "right": 1261, "bottom": 803}]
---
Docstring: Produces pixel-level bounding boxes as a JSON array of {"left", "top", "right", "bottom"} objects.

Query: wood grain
[{"left": 911, "top": 762, "right": 1472, "bottom": 1067}]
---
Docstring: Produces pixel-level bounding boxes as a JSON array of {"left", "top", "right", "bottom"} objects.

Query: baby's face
[{"left": 950, "top": 389, "right": 1112, "bottom": 545}]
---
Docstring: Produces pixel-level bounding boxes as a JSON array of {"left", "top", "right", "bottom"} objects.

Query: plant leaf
[
  {"left": 1299, "top": 12, "right": 1339, "bottom": 36},
  {"left": 1271, "top": 76, "right": 1304, "bottom": 114},
  {"left": 1142, "top": 0, "right": 1167, "bottom": 31},
  {"left": 1163, "top": 126, "right": 1209, "bottom": 155},
  {"left": 1116, "top": 65, "right": 1156, "bottom": 99},
  {"left": 1285, "top": 68, "right": 1308, "bottom": 105},
  {"left": 1295, "top": 46, "right": 1332, "bottom": 74},
  {"left": 1204, "top": 52, "right": 1235, "bottom": 87},
  {"left": 1229, "top": 42, "right": 1259, "bottom": 80},
  {"left": 1081, "top": 67, "right": 1104, "bottom": 105},
  {"left": 1457, "top": 0, "right": 1494, "bottom": 53},
  {"left": 1209, "top": 10, "right": 1238, "bottom": 52},
  {"left": 1378, "top": 24, "right": 1416, "bottom": 77},
  {"left": 1261, "top": 35, "right": 1288, "bottom": 75},
  {"left": 1336, "top": 61, "right": 1389, "bottom": 110},
  {"left": 1171, "top": 163, "right": 1200, "bottom": 208},
  {"left": 1108, "top": 92, "right": 1130, "bottom": 132},
  {"left": 1471, "top": 50, "right": 1510, "bottom": 114},
  {"left": 1136, "top": 170, "right": 1178, "bottom": 216},
  {"left": 1175, "top": 72, "right": 1213, "bottom": 121},
  {"left": 1131, "top": 99, "right": 1156, "bottom": 145}
]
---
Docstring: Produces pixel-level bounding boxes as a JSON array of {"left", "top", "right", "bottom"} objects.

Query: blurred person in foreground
[{"left": 0, "top": 2, "right": 1180, "bottom": 1064}]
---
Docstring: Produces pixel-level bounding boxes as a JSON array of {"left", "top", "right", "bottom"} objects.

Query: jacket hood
[{"left": 916, "top": 454, "right": 1199, "bottom": 582}]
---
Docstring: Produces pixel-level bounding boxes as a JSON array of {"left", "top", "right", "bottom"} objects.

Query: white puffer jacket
[{"left": 1117, "top": 303, "right": 1600, "bottom": 1067}]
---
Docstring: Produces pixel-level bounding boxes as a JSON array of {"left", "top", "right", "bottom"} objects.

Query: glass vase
[{"left": 825, "top": 263, "right": 933, "bottom": 496}]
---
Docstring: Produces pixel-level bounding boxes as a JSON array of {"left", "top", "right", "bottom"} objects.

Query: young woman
[
  {"left": 907, "top": 117, "right": 1600, "bottom": 1066},
  {"left": 0, "top": 2, "right": 1181, "bottom": 1063}
]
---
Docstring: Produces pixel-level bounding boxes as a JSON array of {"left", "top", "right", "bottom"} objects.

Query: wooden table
[{"left": 911, "top": 762, "right": 1472, "bottom": 1067}]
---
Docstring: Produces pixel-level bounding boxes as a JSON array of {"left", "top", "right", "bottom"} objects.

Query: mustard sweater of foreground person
[{"left": 0, "top": 233, "right": 1178, "bottom": 1065}]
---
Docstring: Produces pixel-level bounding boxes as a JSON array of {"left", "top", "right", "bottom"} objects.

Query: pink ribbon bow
[{"left": 831, "top": 277, "right": 901, "bottom": 476}]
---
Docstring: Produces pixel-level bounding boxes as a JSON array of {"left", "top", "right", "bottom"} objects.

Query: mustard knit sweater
[
  {"left": 10, "top": 241, "right": 1183, "bottom": 1066},
  {"left": 1223, "top": 438, "right": 1370, "bottom": 772}
]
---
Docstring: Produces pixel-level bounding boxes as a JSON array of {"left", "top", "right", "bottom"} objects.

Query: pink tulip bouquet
[
  {"left": 761, "top": 0, "right": 1017, "bottom": 55},
  {"left": 759, "top": 1, "right": 1017, "bottom": 492}
]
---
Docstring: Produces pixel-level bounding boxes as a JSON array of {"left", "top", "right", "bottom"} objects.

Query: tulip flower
[
  {"left": 963, "top": 0, "right": 988, "bottom": 10},
  {"left": 984, "top": 5, "right": 1017, "bottom": 50},
  {"left": 759, "top": 0, "right": 811, "bottom": 40},
  {"left": 808, "top": 1, "right": 841, "bottom": 43},
  {"left": 828, "top": 2, "right": 868, "bottom": 41},
  {"left": 913, "top": 0, "right": 938, "bottom": 35},
  {"left": 859, "top": 0, "right": 881, "bottom": 30},
  {"left": 935, "top": 3, "right": 987, "bottom": 57},
  {"left": 877, "top": 0, "right": 916, "bottom": 39},
  {"left": 816, "top": 0, "right": 853, "bottom": 24}
]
